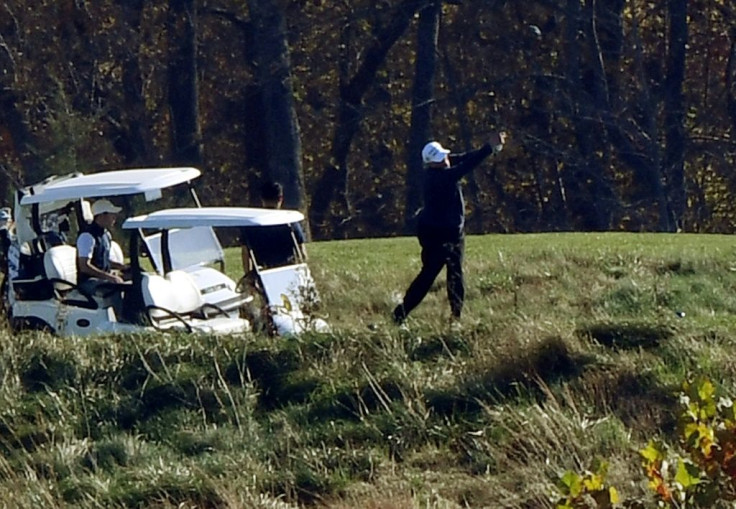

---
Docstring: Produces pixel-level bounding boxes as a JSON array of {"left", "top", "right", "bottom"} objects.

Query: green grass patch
[{"left": 0, "top": 232, "right": 735, "bottom": 506}]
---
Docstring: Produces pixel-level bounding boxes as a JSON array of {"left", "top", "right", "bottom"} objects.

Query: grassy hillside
[{"left": 1, "top": 233, "right": 736, "bottom": 508}]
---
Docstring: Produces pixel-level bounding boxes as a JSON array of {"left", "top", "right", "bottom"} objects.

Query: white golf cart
[
  {"left": 123, "top": 207, "right": 329, "bottom": 337},
  {"left": 2, "top": 168, "right": 251, "bottom": 336}
]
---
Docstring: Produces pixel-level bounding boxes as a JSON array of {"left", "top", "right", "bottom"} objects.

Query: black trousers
[{"left": 394, "top": 227, "right": 465, "bottom": 321}]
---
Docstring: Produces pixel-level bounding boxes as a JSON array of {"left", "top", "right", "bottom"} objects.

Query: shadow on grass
[
  {"left": 306, "top": 378, "right": 405, "bottom": 422},
  {"left": 225, "top": 349, "right": 319, "bottom": 411},
  {"left": 576, "top": 321, "right": 673, "bottom": 350},
  {"left": 19, "top": 351, "right": 78, "bottom": 392},
  {"left": 408, "top": 335, "right": 471, "bottom": 362},
  {"left": 303, "top": 336, "right": 590, "bottom": 422},
  {"left": 425, "top": 336, "right": 590, "bottom": 416},
  {"left": 579, "top": 369, "right": 678, "bottom": 436},
  {"left": 656, "top": 260, "right": 695, "bottom": 275},
  {"left": 613, "top": 372, "right": 678, "bottom": 434},
  {"left": 103, "top": 335, "right": 588, "bottom": 433}
]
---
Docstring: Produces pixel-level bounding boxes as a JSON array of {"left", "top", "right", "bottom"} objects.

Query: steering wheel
[{"left": 199, "top": 303, "right": 230, "bottom": 319}]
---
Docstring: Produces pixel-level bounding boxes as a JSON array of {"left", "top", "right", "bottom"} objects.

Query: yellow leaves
[
  {"left": 608, "top": 486, "right": 620, "bottom": 505},
  {"left": 696, "top": 378, "right": 715, "bottom": 402},
  {"left": 683, "top": 421, "right": 715, "bottom": 456},
  {"left": 637, "top": 377, "right": 736, "bottom": 506},
  {"left": 674, "top": 458, "right": 700, "bottom": 489},
  {"left": 557, "top": 378, "right": 736, "bottom": 507},
  {"left": 558, "top": 470, "right": 583, "bottom": 498},
  {"left": 641, "top": 439, "right": 666, "bottom": 464},
  {"left": 582, "top": 471, "right": 605, "bottom": 492},
  {"left": 555, "top": 460, "right": 619, "bottom": 509},
  {"left": 640, "top": 440, "right": 672, "bottom": 503}
]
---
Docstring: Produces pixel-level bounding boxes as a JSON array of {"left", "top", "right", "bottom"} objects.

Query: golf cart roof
[
  {"left": 122, "top": 207, "right": 304, "bottom": 230},
  {"left": 20, "top": 167, "right": 201, "bottom": 205}
]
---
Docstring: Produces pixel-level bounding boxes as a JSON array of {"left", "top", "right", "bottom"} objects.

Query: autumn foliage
[
  {"left": 2, "top": 2, "right": 736, "bottom": 238},
  {"left": 556, "top": 377, "right": 736, "bottom": 507}
]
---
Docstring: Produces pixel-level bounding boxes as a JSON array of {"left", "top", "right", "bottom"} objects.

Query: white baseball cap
[
  {"left": 91, "top": 199, "right": 122, "bottom": 216},
  {"left": 421, "top": 141, "right": 450, "bottom": 164}
]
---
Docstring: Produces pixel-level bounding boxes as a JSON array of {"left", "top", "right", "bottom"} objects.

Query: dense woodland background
[{"left": 1, "top": 0, "right": 736, "bottom": 240}]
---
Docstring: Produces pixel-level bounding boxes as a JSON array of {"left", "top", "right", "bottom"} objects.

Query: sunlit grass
[{"left": 0, "top": 232, "right": 735, "bottom": 507}]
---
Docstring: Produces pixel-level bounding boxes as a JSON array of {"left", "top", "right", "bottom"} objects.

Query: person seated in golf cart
[{"left": 76, "top": 199, "right": 130, "bottom": 297}]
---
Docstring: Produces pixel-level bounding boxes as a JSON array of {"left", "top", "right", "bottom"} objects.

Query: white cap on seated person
[{"left": 91, "top": 199, "right": 122, "bottom": 216}]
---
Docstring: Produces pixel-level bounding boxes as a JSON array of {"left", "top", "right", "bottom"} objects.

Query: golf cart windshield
[
  {"left": 142, "top": 227, "right": 224, "bottom": 274},
  {"left": 123, "top": 207, "right": 304, "bottom": 272}
]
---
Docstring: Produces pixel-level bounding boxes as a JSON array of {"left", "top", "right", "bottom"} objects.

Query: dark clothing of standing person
[
  {"left": 241, "top": 181, "right": 308, "bottom": 272},
  {"left": 393, "top": 135, "right": 505, "bottom": 324}
]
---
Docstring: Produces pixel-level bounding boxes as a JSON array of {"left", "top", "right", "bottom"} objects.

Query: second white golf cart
[{"left": 123, "top": 207, "right": 329, "bottom": 337}]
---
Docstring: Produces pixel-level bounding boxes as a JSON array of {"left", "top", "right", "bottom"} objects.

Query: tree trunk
[
  {"left": 167, "top": 0, "right": 202, "bottom": 165},
  {"left": 562, "top": 0, "right": 614, "bottom": 230},
  {"left": 309, "top": 0, "right": 425, "bottom": 239},
  {"left": 629, "top": 7, "right": 670, "bottom": 231},
  {"left": 728, "top": 28, "right": 736, "bottom": 133},
  {"left": 404, "top": 1, "right": 441, "bottom": 233},
  {"left": 663, "top": 0, "right": 688, "bottom": 231},
  {"left": 246, "top": 0, "right": 306, "bottom": 213},
  {"left": 0, "top": 30, "right": 45, "bottom": 186},
  {"left": 110, "top": 0, "right": 154, "bottom": 165}
]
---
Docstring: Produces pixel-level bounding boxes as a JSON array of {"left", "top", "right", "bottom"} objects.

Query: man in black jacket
[{"left": 392, "top": 132, "right": 506, "bottom": 325}]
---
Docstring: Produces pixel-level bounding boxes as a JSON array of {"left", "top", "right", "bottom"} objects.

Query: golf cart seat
[
  {"left": 44, "top": 245, "right": 78, "bottom": 287},
  {"left": 142, "top": 270, "right": 204, "bottom": 319},
  {"left": 43, "top": 245, "right": 97, "bottom": 308},
  {"left": 141, "top": 270, "right": 246, "bottom": 332},
  {"left": 32, "top": 231, "right": 67, "bottom": 254}
]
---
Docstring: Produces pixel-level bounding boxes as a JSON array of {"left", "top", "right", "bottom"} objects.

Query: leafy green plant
[
  {"left": 640, "top": 377, "right": 736, "bottom": 507},
  {"left": 555, "top": 377, "right": 736, "bottom": 508},
  {"left": 555, "top": 459, "right": 620, "bottom": 508}
]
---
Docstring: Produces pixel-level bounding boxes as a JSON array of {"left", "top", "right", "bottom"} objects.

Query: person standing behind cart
[
  {"left": 239, "top": 181, "right": 308, "bottom": 334},
  {"left": 76, "top": 199, "right": 129, "bottom": 294},
  {"left": 392, "top": 132, "right": 506, "bottom": 326},
  {"left": 240, "top": 181, "right": 307, "bottom": 272}
]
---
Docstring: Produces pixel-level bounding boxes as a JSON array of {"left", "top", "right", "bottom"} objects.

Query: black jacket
[{"left": 417, "top": 143, "right": 494, "bottom": 235}]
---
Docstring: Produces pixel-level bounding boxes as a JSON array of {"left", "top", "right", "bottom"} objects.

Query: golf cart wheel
[{"left": 11, "top": 317, "right": 54, "bottom": 334}]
